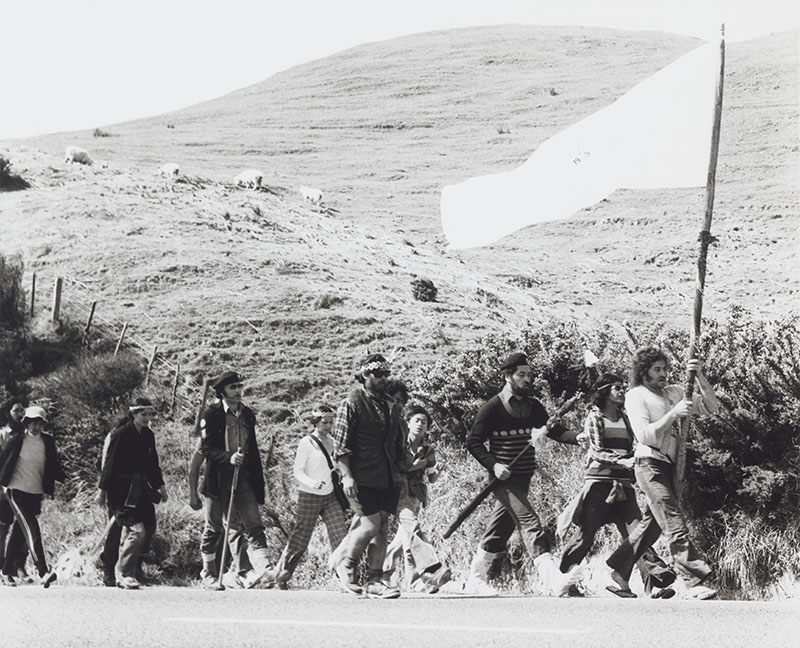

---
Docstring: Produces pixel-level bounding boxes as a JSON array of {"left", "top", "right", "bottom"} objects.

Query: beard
[{"left": 509, "top": 381, "right": 532, "bottom": 397}]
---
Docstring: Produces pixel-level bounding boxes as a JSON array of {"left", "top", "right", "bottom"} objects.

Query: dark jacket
[
  {"left": 200, "top": 401, "right": 265, "bottom": 504},
  {"left": 98, "top": 418, "right": 164, "bottom": 514},
  {"left": 0, "top": 431, "right": 66, "bottom": 496}
]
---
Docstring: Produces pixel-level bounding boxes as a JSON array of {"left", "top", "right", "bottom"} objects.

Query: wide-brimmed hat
[
  {"left": 212, "top": 370, "right": 243, "bottom": 393},
  {"left": 22, "top": 405, "right": 48, "bottom": 424}
]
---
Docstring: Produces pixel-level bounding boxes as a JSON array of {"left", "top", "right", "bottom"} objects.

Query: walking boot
[
  {"left": 464, "top": 548, "right": 498, "bottom": 596},
  {"left": 534, "top": 552, "right": 576, "bottom": 597},
  {"left": 334, "top": 557, "right": 362, "bottom": 595}
]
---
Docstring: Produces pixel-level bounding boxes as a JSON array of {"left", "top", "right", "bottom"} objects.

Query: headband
[{"left": 362, "top": 361, "right": 390, "bottom": 374}]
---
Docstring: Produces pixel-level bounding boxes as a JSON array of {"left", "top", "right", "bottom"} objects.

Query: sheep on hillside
[
  {"left": 234, "top": 169, "right": 263, "bottom": 189},
  {"left": 300, "top": 185, "right": 323, "bottom": 204},
  {"left": 64, "top": 146, "right": 93, "bottom": 166},
  {"left": 158, "top": 163, "right": 180, "bottom": 179}
]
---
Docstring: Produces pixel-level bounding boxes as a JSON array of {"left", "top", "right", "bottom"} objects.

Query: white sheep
[
  {"left": 300, "top": 185, "right": 323, "bottom": 204},
  {"left": 158, "top": 163, "right": 180, "bottom": 178},
  {"left": 234, "top": 169, "right": 263, "bottom": 189},
  {"left": 64, "top": 146, "right": 93, "bottom": 166}
]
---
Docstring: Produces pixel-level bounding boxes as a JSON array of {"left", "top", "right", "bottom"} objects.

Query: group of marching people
[{"left": 0, "top": 342, "right": 720, "bottom": 600}]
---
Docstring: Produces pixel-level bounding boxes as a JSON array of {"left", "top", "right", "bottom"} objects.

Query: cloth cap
[
  {"left": 22, "top": 405, "right": 48, "bottom": 423},
  {"left": 213, "top": 370, "right": 243, "bottom": 392},
  {"left": 500, "top": 352, "right": 529, "bottom": 372}
]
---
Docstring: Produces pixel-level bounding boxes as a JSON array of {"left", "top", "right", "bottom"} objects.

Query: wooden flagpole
[{"left": 685, "top": 25, "right": 726, "bottom": 397}]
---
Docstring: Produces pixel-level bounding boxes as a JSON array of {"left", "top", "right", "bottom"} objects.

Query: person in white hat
[{"left": 0, "top": 405, "right": 66, "bottom": 587}]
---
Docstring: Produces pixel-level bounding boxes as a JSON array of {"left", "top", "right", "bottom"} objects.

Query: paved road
[{"left": 3, "top": 586, "right": 798, "bottom": 648}]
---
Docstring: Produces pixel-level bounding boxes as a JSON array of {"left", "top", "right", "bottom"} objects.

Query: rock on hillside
[{"left": 1, "top": 25, "right": 797, "bottom": 415}]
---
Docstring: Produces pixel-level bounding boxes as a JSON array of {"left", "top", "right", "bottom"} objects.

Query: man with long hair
[{"left": 606, "top": 347, "right": 719, "bottom": 600}]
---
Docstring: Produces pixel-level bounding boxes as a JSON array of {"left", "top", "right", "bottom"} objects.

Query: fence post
[
  {"left": 51, "top": 277, "right": 63, "bottom": 322},
  {"left": 170, "top": 363, "right": 181, "bottom": 413},
  {"left": 30, "top": 273, "right": 36, "bottom": 317},
  {"left": 114, "top": 322, "right": 129, "bottom": 357},
  {"left": 82, "top": 301, "right": 97, "bottom": 348},
  {"left": 145, "top": 345, "right": 158, "bottom": 387}
]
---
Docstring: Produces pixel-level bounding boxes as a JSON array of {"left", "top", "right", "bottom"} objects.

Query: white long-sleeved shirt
[
  {"left": 625, "top": 385, "right": 712, "bottom": 463},
  {"left": 293, "top": 434, "right": 335, "bottom": 495}
]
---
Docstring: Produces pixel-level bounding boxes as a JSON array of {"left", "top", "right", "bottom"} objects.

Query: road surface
[{"left": 3, "top": 586, "right": 798, "bottom": 647}]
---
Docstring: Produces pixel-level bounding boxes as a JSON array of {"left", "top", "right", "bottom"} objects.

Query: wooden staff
[{"left": 685, "top": 26, "right": 725, "bottom": 397}]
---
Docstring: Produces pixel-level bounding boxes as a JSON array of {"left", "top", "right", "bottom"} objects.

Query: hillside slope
[{"left": 2, "top": 25, "right": 798, "bottom": 413}]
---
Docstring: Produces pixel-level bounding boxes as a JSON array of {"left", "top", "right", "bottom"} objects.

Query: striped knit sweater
[
  {"left": 583, "top": 406, "right": 635, "bottom": 485},
  {"left": 467, "top": 394, "right": 551, "bottom": 478}
]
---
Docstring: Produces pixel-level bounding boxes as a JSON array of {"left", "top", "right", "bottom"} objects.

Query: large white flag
[{"left": 441, "top": 42, "right": 720, "bottom": 249}]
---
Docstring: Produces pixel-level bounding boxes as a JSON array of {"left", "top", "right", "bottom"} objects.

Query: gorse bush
[
  {"left": 411, "top": 278, "right": 438, "bottom": 302},
  {"left": 0, "top": 155, "right": 31, "bottom": 191},
  {"left": 0, "top": 253, "right": 29, "bottom": 390}
]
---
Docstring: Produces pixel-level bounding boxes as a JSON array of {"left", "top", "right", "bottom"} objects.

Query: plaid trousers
[{"left": 279, "top": 490, "right": 348, "bottom": 575}]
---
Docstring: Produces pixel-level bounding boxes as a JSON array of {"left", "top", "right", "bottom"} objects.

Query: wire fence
[{"left": 25, "top": 271, "right": 204, "bottom": 422}]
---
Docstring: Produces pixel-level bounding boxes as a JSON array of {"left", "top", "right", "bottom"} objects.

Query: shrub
[
  {"left": 314, "top": 293, "right": 343, "bottom": 309},
  {"left": 411, "top": 278, "right": 437, "bottom": 302},
  {"left": 37, "top": 350, "right": 144, "bottom": 416},
  {"left": 0, "top": 253, "right": 29, "bottom": 390},
  {"left": 0, "top": 155, "right": 31, "bottom": 191}
]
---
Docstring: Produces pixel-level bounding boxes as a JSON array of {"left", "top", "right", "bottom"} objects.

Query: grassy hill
[{"left": 1, "top": 24, "right": 798, "bottom": 593}]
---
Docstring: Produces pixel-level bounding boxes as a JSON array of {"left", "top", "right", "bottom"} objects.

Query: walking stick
[{"left": 217, "top": 448, "right": 242, "bottom": 591}]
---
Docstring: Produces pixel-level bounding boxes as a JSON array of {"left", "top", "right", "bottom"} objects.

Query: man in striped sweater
[{"left": 465, "top": 352, "right": 576, "bottom": 596}]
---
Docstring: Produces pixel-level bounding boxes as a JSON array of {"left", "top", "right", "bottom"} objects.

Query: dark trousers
[
  {"left": 559, "top": 482, "right": 675, "bottom": 592},
  {"left": 0, "top": 494, "right": 29, "bottom": 573},
  {"left": 480, "top": 475, "right": 551, "bottom": 558},
  {"left": 607, "top": 458, "right": 712, "bottom": 588},
  {"left": 3, "top": 490, "right": 48, "bottom": 577}
]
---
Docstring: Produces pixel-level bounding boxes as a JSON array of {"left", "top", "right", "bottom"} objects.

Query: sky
[{"left": 1, "top": 0, "right": 797, "bottom": 139}]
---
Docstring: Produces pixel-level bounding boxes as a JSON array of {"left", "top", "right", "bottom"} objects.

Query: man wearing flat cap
[
  {"left": 0, "top": 405, "right": 66, "bottom": 587},
  {"left": 200, "top": 370, "right": 273, "bottom": 588},
  {"left": 331, "top": 353, "right": 406, "bottom": 598},
  {"left": 465, "top": 352, "right": 575, "bottom": 596}
]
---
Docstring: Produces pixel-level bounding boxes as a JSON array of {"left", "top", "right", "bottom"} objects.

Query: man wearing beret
[
  {"left": 465, "top": 352, "right": 576, "bottom": 596},
  {"left": 331, "top": 353, "right": 406, "bottom": 598},
  {"left": 200, "top": 371, "right": 274, "bottom": 588}
]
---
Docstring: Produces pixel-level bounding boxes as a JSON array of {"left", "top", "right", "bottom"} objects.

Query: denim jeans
[
  {"left": 480, "top": 475, "right": 550, "bottom": 558},
  {"left": 606, "top": 458, "right": 712, "bottom": 588}
]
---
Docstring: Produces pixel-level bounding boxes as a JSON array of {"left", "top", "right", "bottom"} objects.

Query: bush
[
  {"left": 0, "top": 155, "right": 31, "bottom": 192},
  {"left": 0, "top": 253, "right": 29, "bottom": 390},
  {"left": 411, "top": 278, "right": 437, "bottom": 302}
]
